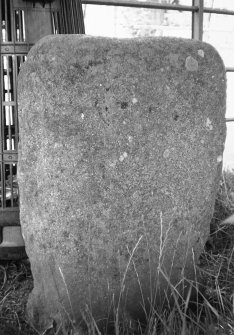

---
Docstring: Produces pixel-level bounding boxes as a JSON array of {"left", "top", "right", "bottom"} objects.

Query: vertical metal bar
[
  {"left": 7, "top": 106, "right": 12, "bottom": 150},
  {"left": 62, "top": 0, "right": 69, "bottom": 33},
  {"left": 10, "top": 56, "right": 13, "bottom": 101},
  {"left": 10, "top": 0, "right": 14, "bottom": 43},
  {"left": 72, "top": 0, "right": 78, "bottom": 32},
  {"left": 0, "top": 165, "right": 3, "bottom": 209},
  {"left": 18, "top": 10, "right": 24, "bottom": 41},
  {"left": 59, "top": 1, "right": 63, "bottom": 32},
  {"left": 3, "top": 106, "right": 6, "bottom": 150},
  {"left": 4, "top": 0, "right": 8, "bottom": 41},
  {"left": 50, "top": 4, "right": 55, "bottom": 35},
  {"left": 0, "top": 0, "right": 2, "bottom": 42},
  {"left": 63, "top": 0, "right": 69, "bottom": 33},
  {"left": 14, "top": 163, "right": 17, "bottom": 207},
  {"left": 0, "top": 82, "right": 1, "bottom": 158},
  {"left": 75, "top": 0, "right": 85, "bottom": 33},
  {"left": 74, "top": 0, "right": 80, "bottom": 32},
  {"left": 22, "top": 10, "right": 26, "bottom": 41},
  {"left": 9, "top": 163, "right": 13, "bottom": 207},
  {"left": 14, "top": 10, "right": 18, "bottom": 41},
  {"left": 63, "top": 1, "right": 69, "bottom": 34},
  {"left": 192, "top": 0, "right": 203, "bottom": 40},
  {"left": 4, "top": 56, "right": 8, "bottom": 102},
  {"left": 12, "top": 55, "right": 16, "bottom": 135},
  {"left": 20, "top": 11, "right": 24, "bottom": 41},
  {"left": 51, "top": 11, "right": 55, "bottom": 34},
  {"left": 2, "top": 164, "right": 6, "bottom": 208},
  {"left": 60, "top": 0, "right": 66, "bottom": 33},
  {"left": 0, "top": 168, "right": 1, "bottom": 209},
  {"left": 70, "top": 0, "right": 75, "bottom": 32},
  {"left": 14, "top": 56, "right": 20, "bottom": 151},
  {"left": 0, "top": 53, "right": 2, "bottom": 209},
  {"left": 56, "top": 11, "right": 60, "bottom": 33},
  {"left": 56, "top": 9, "right": 62, "bottom": 33},
  {"left": 7, "top": 0, "right": 11, "bottom": 41},
  {"left": 60, "top": 0, "right": 85, "bottom": 34},
  {"left": 0, "top": 74, "right": 4, "bottom": 157},
  {"left": 6, "top": 56, "right": 14, "bottom": 102},
  {"left": 66, "top": 0, "right": 72, "bottom": 32},
  {"left": 54, "top": 11, "right": 59, "bottom": 33}
]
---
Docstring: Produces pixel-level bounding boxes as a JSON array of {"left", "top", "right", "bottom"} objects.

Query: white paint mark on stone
[
  {"left": 217, "top": 155, "right": 223, "bottom": 163},
  {"left": 109, "top": 160, "right": 117, "bottom": 168},
  {"left": 81, "top": 113, "right": 84, "bottom": 120},
  {"left": 54, "top": 142, "right": 63, "bottom": 148},
  {"left": 100, "top": 83, "right": 102, "bottom": 86},
  {"left": 132, "top": 97, "right": 138, "bottom": 104},
  {"left": 206, "top": 118, "right": 213, "bottom": 130},
  {"left": 185, "top": 56, "right": 198, "bottom": 71},
  {"left": 119, "top": 152, "right": 128, "bottom": 162},
  {"left": 128, "top": 135, "right": 133, "bottom": 143},
  {"left": 198, "top": 49, "right": 204, "bottom": 58}
]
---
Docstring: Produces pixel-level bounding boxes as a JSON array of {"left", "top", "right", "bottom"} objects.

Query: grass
[{"left": 0, "top": 170, "right": 234, "bottom": 335}]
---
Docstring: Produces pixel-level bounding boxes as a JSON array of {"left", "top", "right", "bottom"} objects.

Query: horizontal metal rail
[
  {"left": 226, "top": 118, "right": 234, "bottom": 122},
  {"left": 82, "top": 0, "right": 234, "bottom": 16},
  {"left": 82, "top": 0, "right": 197, "bottom": 11},
  {"left": 226, "top": 67, "right": 234, "bottom": 72},
  {"left": 203, "top": 7, "right": 234, "bottom": 16}
]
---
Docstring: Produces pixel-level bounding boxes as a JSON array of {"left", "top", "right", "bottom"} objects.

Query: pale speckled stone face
[{"left": 17, "top": 35, "right": 226, "bottom": 332}]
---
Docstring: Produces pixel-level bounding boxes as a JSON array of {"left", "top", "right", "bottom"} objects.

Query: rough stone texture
[{"left": 18, "top": 35, "right": 226, "bottom": 331}]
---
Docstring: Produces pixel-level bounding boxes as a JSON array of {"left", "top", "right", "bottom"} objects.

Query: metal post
[{"left": 192, "top": 0, "right": 203, "bottom": 40}]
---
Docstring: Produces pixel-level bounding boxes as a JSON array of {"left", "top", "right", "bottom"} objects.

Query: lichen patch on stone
[
  {"left": 163, "top": 149, "right": 170, "bottom": 158},
  {"left": 185, "top": 56, "right": 198, "bottom": 71},
  {"left": 206, "top": 117, "right": 213, "bottom": 130},
  {"left": 128, "top": 135, "right": 133, "bottom": 143},
  {"left": 198, "top": 49, "right": 205, "bottom": 58},
  {"left": 119, "top": 152, "right": 128, "bottom": 162}
]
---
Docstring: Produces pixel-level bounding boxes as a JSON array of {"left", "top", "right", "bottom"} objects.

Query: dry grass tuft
[
  {"left": 0, "top": 170, "right": 234, "bottom": 335},
  {"left": 0, "top": 260, "right": 35, "bottom": 335}
]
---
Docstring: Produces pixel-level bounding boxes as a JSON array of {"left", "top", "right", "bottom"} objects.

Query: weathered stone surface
[{"left": 18, "top": 35, "right": 226, "bottom": 331}]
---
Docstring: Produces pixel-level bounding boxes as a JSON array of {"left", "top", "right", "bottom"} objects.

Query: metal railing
[{"left": 82, "top": 0, "right": 234, "bottom": 16}]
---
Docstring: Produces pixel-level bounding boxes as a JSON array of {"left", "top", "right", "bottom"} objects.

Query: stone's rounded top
[{"left": 24, "top": 34, "right": 225, "bottom": 74}]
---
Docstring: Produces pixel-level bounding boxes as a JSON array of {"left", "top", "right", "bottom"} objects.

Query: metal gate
[{"left": 0, "top": 0, "right": 84, "bottom": 259}]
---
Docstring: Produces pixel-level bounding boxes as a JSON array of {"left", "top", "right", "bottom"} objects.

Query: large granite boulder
[{"left": 17, "top": 35, "right": 226, "bottom": 332}]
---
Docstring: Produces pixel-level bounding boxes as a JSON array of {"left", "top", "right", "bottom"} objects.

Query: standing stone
[{"left": 18, "top": 35, "right": 226, "bottom": 332}]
